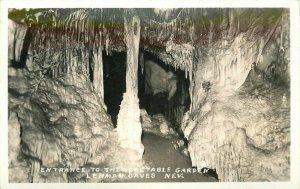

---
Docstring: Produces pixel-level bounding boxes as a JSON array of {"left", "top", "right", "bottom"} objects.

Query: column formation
[{"left": 116, "top": 15, "right": 144, "bottom": 159}]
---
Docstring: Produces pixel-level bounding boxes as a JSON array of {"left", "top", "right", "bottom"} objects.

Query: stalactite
[
  {"left": 280, "top": 26, "right": 284, "bottom": 52},
  {"left": 256, "top": 37, "right": 265, "bottom": 64},
  {"left": 83, "top": 47, "right": 90, "bottom": 78},
  {"left": 139, "top": 51, "right": 144, "bottom": 74},
  {"left": 208, "top": 20, "right": 214, "bottom": 46},
  {"left": 105, "top": 34, "right": 109, "bottom": 56},
  {"left": 80, "top": 48, "right": 85, "bottom": 75},
  {"left": 68, "top": 48, "right": 71, "bottom": 73},
  {"left": 92, "top": 46, "right": 104, "bottom": 104}
]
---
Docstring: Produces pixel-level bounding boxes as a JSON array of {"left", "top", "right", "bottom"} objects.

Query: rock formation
[
  {"left": 116, "top": 14, "right": 144, "bottom": 159},
  {"left": 181, "top": 9, "right": 290, "bottom": 181},
  {"left": 7, "top": 8, "right": 290, "bottom": 182}
]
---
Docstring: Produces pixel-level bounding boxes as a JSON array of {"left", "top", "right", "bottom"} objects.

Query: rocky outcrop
[
  {"left": 140, "top": 109, "right": 177, "bottom": 138},
  {"left": 181, "top": 10, "right": 290, "bottom": 181},
  {"left": 144, "top": 60, "right": 177, "bottom": 100},
  {"left": 8, "top": 68, "right": 113, "bottom": 182},
  {"left": 184, "top": 83, "right": 290, "bottom": 181},
  {"left": 8, "top": 112, "right": 29, "bottom": 183},
  {"left": 7, "top": 15, "right": 147, "bottom": 183}
]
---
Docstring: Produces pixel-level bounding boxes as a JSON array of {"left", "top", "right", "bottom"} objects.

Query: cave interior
[
  {"left": 102, "top": 49, "right": 190, "bottom": 129},
  {"left": 7, "top": 8, "right": 290, "bottom": 183}
]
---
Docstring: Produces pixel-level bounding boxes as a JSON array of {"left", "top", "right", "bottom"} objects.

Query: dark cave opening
[
  {"left": 102, "top": 50, "right": 191, "bottom": 133},
  {"left": 139, "top": 51, "right": 191, "bottom": 133},
  {"left": 103, "top": 51, "right": 127, "bottom": 126}
]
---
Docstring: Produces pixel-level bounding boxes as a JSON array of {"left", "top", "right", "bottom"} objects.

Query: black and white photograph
[{"left": 1, "top": 0, "right": 300, "bottom": 188}]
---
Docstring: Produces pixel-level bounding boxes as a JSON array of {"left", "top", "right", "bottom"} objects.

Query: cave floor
[{"left": 126, "top": 132, "right": 218, "bottom": 182}]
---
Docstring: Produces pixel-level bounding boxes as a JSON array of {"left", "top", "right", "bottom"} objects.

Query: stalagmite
[{"left": 116, "top": 14, "right": 144, "bottom": 159}]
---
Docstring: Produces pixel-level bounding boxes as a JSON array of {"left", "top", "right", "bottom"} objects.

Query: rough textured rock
[
  {"left": 140, "top": 109, "right": 153, "bottom": 128},
  {"left": 7, "top": 8, "right": 291, "bottom": 183},
  {"left": 27, "top": 73, "right": 112, "bottom": 166},
  {"left": 258, "top": 11, "right": 290, "bottom": 86},
  {"left": 144, "top": 60, "right": 177, "bottom": 100},
  {"left": 140, "top": 109, "right": 189, "bottom": 158},
  {"left": 185, "top": 83, "right": 290, "bottom": 181},
  {"left": 8, "top": 68, "right": 113, "bottom": 182},
  {"left": 140, "top": 110, "right": 177, "bottom": 138},
  {"left": 181, "top": 9, "right": 290, "bottom": 181},
  {"left": 7, "top": 14, "right": 148, "bottom": 183},
  {"left": 8, "top": 112, "right": 21, "bottom": 166},
  {"left": 8, "top": 112, "right": 30, "bottom": 183}
]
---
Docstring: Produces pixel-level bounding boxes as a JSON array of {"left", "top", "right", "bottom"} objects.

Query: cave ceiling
[{"left": 8, "top": 8, "right": 284, "bottom": 72}]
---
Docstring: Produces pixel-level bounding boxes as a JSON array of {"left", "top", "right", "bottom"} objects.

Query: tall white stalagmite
[{"left": 117, "top": 14, "right": 144, "bottom": 159}]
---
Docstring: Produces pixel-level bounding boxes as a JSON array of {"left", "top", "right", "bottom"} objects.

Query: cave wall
[
  {"left": 7, "top": 18, "right": 136, "bottom": 182},
  {"left": 181, "top": 9, "right": 290, "bottom": 181},
  {"left": 187, "top": 9, "right": 284, "bottom": 111},
  {"left": 258, "top": 11, "right": 290, "bottom": 85},
  {"left": 8, "top": 65, "right": 114, "bottom": 182},
  {"left": 8, "top": 19, "right": 31, "bottom": 183},
  {"left": 7, "top": 8, "right": 291, "bottom": 183}
]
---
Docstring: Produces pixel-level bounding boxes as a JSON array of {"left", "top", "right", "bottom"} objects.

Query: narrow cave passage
[
  {"left": 135, "top": 52, "right": 219, "bottom": 181},
  {"left": 138, "top": 51, "right": 191, "bottom": 134},
  {"left": 101, "top": 50, "right": 218, "bottom": 181}
]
